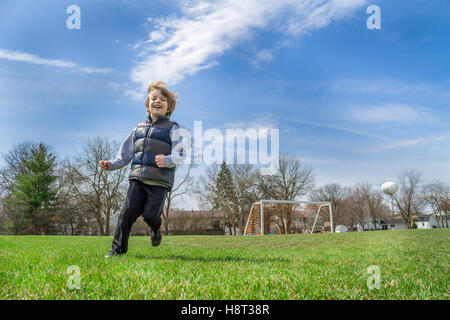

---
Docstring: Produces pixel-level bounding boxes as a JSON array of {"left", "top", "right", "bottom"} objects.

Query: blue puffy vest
[{"left": 129, "top": 115, "right": 178, "bottom": 190}]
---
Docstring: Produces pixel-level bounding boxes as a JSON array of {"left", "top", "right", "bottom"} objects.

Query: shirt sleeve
[
  {"left": 108, "top": 128, "right": 135, "bottom": 171},
  {"left": 164, "top": 123, "right": 187, "bottom": 168}
]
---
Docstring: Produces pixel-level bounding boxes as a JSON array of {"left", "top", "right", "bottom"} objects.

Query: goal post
[{"left": 244, "top": 200, "right": 334, "bottom": 235}]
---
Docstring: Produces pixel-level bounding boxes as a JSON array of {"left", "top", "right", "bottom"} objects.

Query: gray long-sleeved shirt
[{"left": 108, "top": 123, "right": 186, "bottom": 187}]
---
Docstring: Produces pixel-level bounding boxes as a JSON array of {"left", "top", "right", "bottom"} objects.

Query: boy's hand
[
  {"left": 155, "top": 154, "right": 165, "bottom": 168},
  {"left": 99, "top": 160, "right": 110, "bottom": 171}
]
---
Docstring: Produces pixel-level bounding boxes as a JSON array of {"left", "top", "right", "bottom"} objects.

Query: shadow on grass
[{"left": 133, "top": 253, "right": 291, "bottom": 264}]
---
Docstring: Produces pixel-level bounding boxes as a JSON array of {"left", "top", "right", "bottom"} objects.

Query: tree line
[
  {"left": 0, "top": 139, "right": 127, "bottom": 235},
  {"left": 0, "top": 139, "right": 448, "bottom": 235},
  {"left": 195, "top": 159, "right": 449, "bottom": 233}
]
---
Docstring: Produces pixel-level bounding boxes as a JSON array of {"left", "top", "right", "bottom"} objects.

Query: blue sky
[{"left": 0, "top": 0, "right": 449, "bottom": 208}]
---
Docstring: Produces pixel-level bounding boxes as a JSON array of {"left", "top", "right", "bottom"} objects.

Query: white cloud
[
  {"left": 224, "top": 115, "right": 278, "bottom": 132},
  {"left": 344, "top": 103, "right": 433, "bottom": 124},
  {"left": 129, "top": 0, "right": 366, "bottom": 98},
  {"left": 250, "top": 49, "right": 274, "bottom": 68},
  {"left": 0, "top": 49, "right": 112, "bottom": 74},
  {"left": 366, "top": 132, "right": 450, "bottom": 152},
  {"left": 330, "top": 78, "right": 450, "bottom": 99},
  {"left": 290, "top": 118, "right": 388, "bottom": 141},
  {"left": 297, "top": 156, "right": 342, "bottom": 165}
]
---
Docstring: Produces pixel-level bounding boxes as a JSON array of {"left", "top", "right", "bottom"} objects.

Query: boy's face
[{"left": 149, "top": 89, "right": 169, "bottom": 119}]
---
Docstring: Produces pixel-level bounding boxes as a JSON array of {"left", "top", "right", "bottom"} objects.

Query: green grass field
[{"left": 0, "top": 229, "right": 449, "bottom": 300}]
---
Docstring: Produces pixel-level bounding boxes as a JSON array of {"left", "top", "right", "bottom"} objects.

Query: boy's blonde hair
[{"left": 145, "top": 80, "right": 178, "bottom": 118}]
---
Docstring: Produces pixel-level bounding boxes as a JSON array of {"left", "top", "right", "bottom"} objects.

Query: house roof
[{"left": 380, "top": 219, "right": 406, "bottom": 225}]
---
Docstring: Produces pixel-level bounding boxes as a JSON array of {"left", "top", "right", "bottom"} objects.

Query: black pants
[{"left": 111, "top": 180, "right": 168, "bottom": 253}]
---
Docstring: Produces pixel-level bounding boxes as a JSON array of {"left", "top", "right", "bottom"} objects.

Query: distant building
[
  {"left": 379, "top": 219, "right": 408, "bottom": 231},
  {"left": 356, "top": 217, "right": 409, "bottom": 231},
  {"left": 417, "top": 214, "right": 448, "bottom": 229},
  {"left": 355, "top": 219, "right": 382, "bottom": 231},
  {"left": 355, "top": 215, "right": 428, "bottom": 231},
  {"left": 290, "top": 209, "right": 326, "bottom": 233}
]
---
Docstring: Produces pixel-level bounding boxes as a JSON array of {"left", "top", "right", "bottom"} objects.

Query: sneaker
[
  {"left": 150, "top": 227, "right": 162, "bottom": 247},
  {"left": 105, "top": 249, "right": 122, "bottom": 259}
]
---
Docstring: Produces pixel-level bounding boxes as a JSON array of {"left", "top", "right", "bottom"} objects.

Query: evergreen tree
[
  {"left": 10, "top": 143, "right": 58, "bottom": 234},
  {"left": 2, "top": 193, "right": 28, "bottom": 234},
  {"left": 215, "top": 161, "right": 238, "bottom": 235}
]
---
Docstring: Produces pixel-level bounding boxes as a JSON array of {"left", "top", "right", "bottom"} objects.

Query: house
[
  {"left": 356, "top": 217, "right": 409, "bottom": 231},
  {"left": 417, "top": 214, "right": 448, "bottom": 229},
  {"left": 379, "top": 219, "right": 408, "bottom": 231},
  {"left": 356, "top": 219, "right": 382, "bottom": 231},
  {"left": 289, "top": 209, "right": 326, "bottom": 233}
]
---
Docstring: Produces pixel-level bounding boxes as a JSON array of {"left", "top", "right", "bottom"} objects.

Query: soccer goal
[{"left": 244, "top": 200, "right": 334, "bottom": 235}]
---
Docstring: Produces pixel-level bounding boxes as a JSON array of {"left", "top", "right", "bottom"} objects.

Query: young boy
[{"left": 100, "top": 81, "right": 185, "bottom": 258}]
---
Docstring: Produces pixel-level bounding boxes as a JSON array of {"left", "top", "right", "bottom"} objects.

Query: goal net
[{"left": 244, "top": 200, "right": 334, "bottom": 235}]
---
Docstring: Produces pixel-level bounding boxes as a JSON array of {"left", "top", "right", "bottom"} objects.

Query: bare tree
[
  {"left": 68, "top": 137, "right": 128, "bottom": 235},
  {"left": 351, "top": 185, "right": 371, "bottom": 228},
  {"left": 339, "top": 183, "right": 389, "bottom": 231},
  {"left": 339, "top": 194, "right": 365, "bottom": 229},
  {"left": 393, "top": 169, "right": 424, "bottom": 229},
  {"left": 161, "top": 163, "right": 196, "bottom": 235},
  {"left": 195, "top": 164, "right": 220, "bottom": 210},
  {"left": 423, "top": 181, "right": 449, "bottom": 228},
  {"left": 309, "top": 183, "right": 350, "bottom": 227},
  {"left": 231, "top": 164, "right": 261, "bottom": 233},
  {"left": 359, "top": 181, "right": 389, "bottom": 228},
  {"left": 53, "top": 159, "right": 92, "bottom": 235},
  {"left": 257, "top": 155, "right": 314, "bottom": 200},
  {"left": 195, "top": 164, "right": 261, "bottom": 235},
  {"left": 256, "top": 154, "right": 315, "bottom": 233}
]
